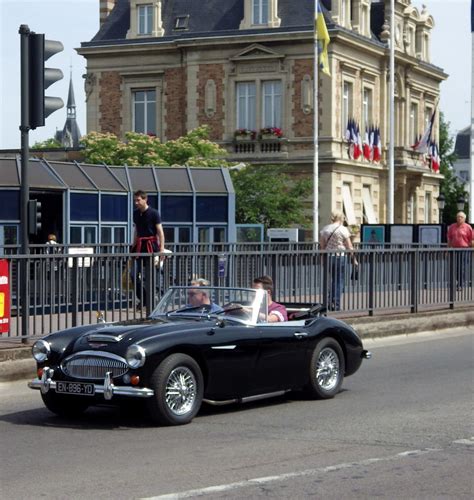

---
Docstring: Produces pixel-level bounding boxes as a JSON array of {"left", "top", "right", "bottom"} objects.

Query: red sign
[{"left": 0, "top": 259, "right": 10, "bottom": 334}]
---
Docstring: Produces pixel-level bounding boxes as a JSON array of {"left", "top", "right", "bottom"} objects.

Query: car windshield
[{"left": 150, "top": 287, "right": 267, "bottom": 325}]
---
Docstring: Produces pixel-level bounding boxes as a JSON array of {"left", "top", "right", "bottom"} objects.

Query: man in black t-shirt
[{"left": 131, "top": 190, "right": 165, "bottom": 310}]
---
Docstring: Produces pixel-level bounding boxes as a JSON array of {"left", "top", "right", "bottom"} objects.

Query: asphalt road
[{"left": 0, "top": 328, "right": 472, "bottom": 499}]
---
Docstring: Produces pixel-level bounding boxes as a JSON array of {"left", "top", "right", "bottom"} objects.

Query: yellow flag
[{"left": 316, "top": 1, "right": 331, "bottom": 76}]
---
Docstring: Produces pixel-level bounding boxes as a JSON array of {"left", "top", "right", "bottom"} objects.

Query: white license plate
[{"left": 56, "top": 381, "right": 95, "bottom": 396}]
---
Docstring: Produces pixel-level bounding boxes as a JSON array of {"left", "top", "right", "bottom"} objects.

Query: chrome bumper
[{"left": 28, "top": 368, "right": 154, "bottom": 400}]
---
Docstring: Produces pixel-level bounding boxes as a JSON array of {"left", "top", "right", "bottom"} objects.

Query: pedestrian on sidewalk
[
  {"left": 131, "top": 190, "right": 165, "bottom": 310},
  {"left": 447, "top": 211, "right": 473, "bottom": 290},
  {"left": 319, "top": 212, "right": 358, "bottom": 311}
]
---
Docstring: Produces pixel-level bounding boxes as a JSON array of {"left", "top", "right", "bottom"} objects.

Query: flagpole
[
  {"left": 313, "top": 0, "right": 319, "bottom": 241},
  {"left": 387, "top": 0, "right": 395, "bottom": 224}
]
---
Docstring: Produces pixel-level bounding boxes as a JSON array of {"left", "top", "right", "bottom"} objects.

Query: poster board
[
  {"left": 389, "top": 225, "right": 414, "bottom": 245},
  {"left": 361, "top": 225, "right": 385, "bottom": 244}
]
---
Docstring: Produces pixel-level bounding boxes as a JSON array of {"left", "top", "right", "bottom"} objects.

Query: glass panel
[
  {"left": 114, "top": 227, "right": 126, "bottom": 244},
  {"left": 101, "top": 226, "right": 112, "bottom": 244},
  {"left": 178, "top": 227, "right": 191, "bottom": 243},
  {"left": 236, "top": 83, "right": 256, "bottom": 130},
  {"left": 134, "top": 99, "right": 145, "bottom": 133},
  {"left": 214, "top": 227, "right": 226, "bottom": 243},
  {"left": 147, "top": 100, "right": 156, "bottom": 135},
  {"left": 262, "top": 0, "right": 268, "bottom": 23},
  {"left": 101, "top": 194, "right": 128, "bottom": 222},
  {"left": 196, "top": 197, "right": 228, "bottom": 222},
  {"left": 163, "top": 227, "right": 175, "bottom": 243},
  {"left": 0, "top": 191, "right": 20, "bottom": 220},
  {"left": 146, "top": 5, "right": 153, "bottom": 33},
  {"left": 70, "top": 227, "right": 82, "bottom": 244},
  {"left": 198, "top": 227, "right": 210, "bottom": 243},
  {"left": 70, "top": 193, "right": 99, "bottom": 221},
  {"left": 263, "top": 81, "right": 281, "bottom": 128},
  {"left": 147, "top": 195, "right": 159, "bottom": 209},
  {"left": 4, "top": 226, "right": 18, "bottom": 245},
  {"left": 161, "top": 196, "right": 193, "bottom": 222},
  {"left": 84, "top": 226, "right": 96, "bottom": 244}
]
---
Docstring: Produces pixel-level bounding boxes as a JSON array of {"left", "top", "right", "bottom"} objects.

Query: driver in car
[{"left": 186, "top": 279, "right": 222, "bottom": 313}]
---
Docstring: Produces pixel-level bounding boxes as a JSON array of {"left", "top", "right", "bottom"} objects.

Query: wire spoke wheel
[
  {"left": 306, "top": 338, "right": 345, "bottom": 399},
  {"left": 147, "top": 353, "right": 203, "bottom": 425},
  {"left": 315, "top": 347, "right": 340, "bottom": 391},
  {"left": 165, "top": 367, "right": 197, "bottom": 416}
]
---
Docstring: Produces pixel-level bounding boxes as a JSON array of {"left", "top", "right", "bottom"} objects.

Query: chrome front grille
[{"left": 62, "top": 352, "right": 129, "bottom": 380}]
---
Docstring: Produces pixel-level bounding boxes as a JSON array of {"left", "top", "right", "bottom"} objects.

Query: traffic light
[
  {"left": 28, "top": 199, "right": 42, "bottom": 236},
  {"left": 28, "top": 33, "right": 64, "bottom": 129}
]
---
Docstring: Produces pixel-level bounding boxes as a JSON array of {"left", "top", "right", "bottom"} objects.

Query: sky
[{"left": 0, "top": 0, "right": 471, "bottom": 149}]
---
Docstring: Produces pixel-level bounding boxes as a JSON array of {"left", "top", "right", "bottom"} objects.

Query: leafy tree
[
  {"left": 81, "top": 127, "right": 311, "bottom": 231},
  {"left": 230, "top": 165, "right": 312, "bottom": 230},
  {"left": 81, "top": 126, "right": 230, "bottom": 167},
  {"left": 439, "top": 113, "right": 469, "bottom": 222},
  {"left": 32, "top": 138, "right": 62, "bottom": 149}
]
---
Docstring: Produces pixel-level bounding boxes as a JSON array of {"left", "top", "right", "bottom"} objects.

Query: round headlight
[
  {"left": 126, "top": 345, "right": 146, "bottom": 369},
  {"left": 32, "top": 340, "right": 51, "bottom": 363}
]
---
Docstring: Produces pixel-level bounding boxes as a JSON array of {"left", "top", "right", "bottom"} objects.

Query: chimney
[{"left": 100, "top": 0, "right": 116, "bottom": 26}]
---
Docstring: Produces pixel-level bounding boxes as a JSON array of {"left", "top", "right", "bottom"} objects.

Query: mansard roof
[
  {"left": 454, "top": 126, "right": 471, "bottom": 160},
  {"left": 85, "top": 0, "right": 324, "bottom": 46}
]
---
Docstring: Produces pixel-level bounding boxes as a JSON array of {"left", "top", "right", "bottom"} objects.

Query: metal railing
[{"left": 0, "top": 244, "right": 472, "bottom": 339}]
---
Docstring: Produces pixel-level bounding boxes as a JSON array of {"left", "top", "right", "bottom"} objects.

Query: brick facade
[
  {"left": 196, "top": 64, "right": 225, "bottom": 141},
  {"left": 99, "top": 71, "right": 122, "bottom": 135},
  {"left": 164, "top": 68, "right": 187, "bottom": 140}
]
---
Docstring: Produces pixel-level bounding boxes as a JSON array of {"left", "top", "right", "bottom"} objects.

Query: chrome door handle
[{"left": 294, "top": 332, "right": 308, "bottom": 339}]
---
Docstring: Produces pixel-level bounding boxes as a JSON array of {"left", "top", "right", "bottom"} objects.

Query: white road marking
[
  {"left": 453, "top": 437, "right": 474, "bottom": 446},
  {"left": 141, "top": 448, "right": 442, "bottom": 499}
]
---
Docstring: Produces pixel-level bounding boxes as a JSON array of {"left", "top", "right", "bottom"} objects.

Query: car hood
[{"left": 67, "top": 317, "right": 212, "bottom": 356}]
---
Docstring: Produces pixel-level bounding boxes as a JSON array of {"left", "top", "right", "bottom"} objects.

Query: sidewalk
[{"left": 0, "top": 307, "right": 473, "bottom": 383}]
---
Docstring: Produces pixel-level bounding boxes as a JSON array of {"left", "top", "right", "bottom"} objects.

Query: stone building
[{"left": 78, "top": 0, "right": 447, "bottom": 238}]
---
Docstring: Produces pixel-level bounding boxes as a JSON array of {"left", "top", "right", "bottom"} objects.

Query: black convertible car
[{"left": 29, "top": 286, "right": 371, "bottom": 425}]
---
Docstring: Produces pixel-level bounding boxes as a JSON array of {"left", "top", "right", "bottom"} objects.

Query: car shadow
[{"left": 1, "top": 390, "right": 348, "bottom": 429}]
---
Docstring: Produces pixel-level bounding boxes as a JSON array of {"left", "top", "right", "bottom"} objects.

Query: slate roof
[
  {"left": 454, "top": 126, "right": 471, "bottom": 160},
  {"left": 84, "top": 0, "right": 329, "bottom": 46}
]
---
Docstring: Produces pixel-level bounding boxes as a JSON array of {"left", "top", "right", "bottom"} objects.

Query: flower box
[
  {"left": 235, "top": 134, "right": 254, "bottom": 141},
  {"left": 260, "top": 133, "right": 280, "bottom": 141}
]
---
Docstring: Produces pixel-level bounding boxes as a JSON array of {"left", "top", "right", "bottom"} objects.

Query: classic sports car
[{"left": 29, "top": 286, "right": 371, "bottom": 426}]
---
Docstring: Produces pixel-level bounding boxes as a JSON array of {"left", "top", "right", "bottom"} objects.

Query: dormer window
[
  {"left": 253, "top": 0, "right": 269, "bottom": 25},
  {"left": 127, "top": 0, "right": 164, "bottom": 39},
  {"left": 138, "top": 4, "right": 153, "bottom": 35},
  {"left": 174, "top": 15, "right": 189, "bottom": 30},
  {"left": 240, "top": 0, "right": 280, "bottom": 30}
]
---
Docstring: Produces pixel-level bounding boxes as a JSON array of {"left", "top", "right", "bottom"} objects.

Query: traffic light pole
[{"left": 20, "top": 24, "right": 31, "bottom": 341}]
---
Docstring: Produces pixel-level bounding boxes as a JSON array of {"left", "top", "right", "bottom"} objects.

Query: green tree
[
  {"left": 439, "top": 113, "right": 468, "bottom": 222},
  {"left": 81, "top": 127, "right": 311, "bottom": 231},
  {"left": 81, "top": 126, "right": 230, "bottom": 167},
  {"left": 32, "top": 137, "right": 62, "bottom": 149},
  {"left": 230, "top": 165, "right": 312, "bottom": 230}
]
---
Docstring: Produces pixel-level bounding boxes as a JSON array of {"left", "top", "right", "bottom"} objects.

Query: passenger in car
[{"left": 252, "top": 275, "right": 288, "bottom": 322}]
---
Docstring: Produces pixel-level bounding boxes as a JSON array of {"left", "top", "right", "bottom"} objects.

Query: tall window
[
  {"left": 138, "top": 4, "right": 153, "bottom": 35},
  {"left": 424, "top": 107, "right": 432, "bottom": 130},
  {"left": 362, "top": 88, "right": 372, "bottom": 133},
  {"left": 252, "top": 0, "right": 269, "bottom": 25},
  {"left": 262, "top": 81, "right": 282, "bottom": 128},
  {"left": 410, "top": 102, "right": 418, "bottom": 145},
  {"left": 342, "top": 81, "right": 353, "bottom": 134},
  {"left": 133, "top": 90, "right": 156, "bottom": 134},
  {"left": 236, "top": 82, "right": 256, "bottom": 130},
  {"left": 236, "top": 81, "right": 282, "bottom": 131}
]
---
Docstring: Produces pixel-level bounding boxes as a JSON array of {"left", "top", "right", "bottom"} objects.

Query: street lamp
[
  {"left": 437, "top": 193, "right": 445, "bottom": 224},
  {"left": 456, "top": 195, "right": 466, "bottom": 212}
]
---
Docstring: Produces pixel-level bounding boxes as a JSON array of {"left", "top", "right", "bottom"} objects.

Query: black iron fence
[{"left": 0, "top": 243, "right": 472, "bottom": 339}]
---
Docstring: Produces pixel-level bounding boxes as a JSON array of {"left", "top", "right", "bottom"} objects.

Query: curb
[{"left": 1, "top": 308, "right": 473, "bottom": 383}]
